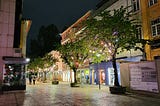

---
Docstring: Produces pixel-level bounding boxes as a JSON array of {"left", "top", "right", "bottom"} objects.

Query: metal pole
[
  {"left": 98, "top": 63, "right": 101, "bottom": 90},
  {"left": 99, "top": 78, "right": 101, "bottom": 90}
]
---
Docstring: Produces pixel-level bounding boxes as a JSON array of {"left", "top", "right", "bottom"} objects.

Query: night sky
[{"left": 23, "top": 0, "right": 100, "bottom": 36}]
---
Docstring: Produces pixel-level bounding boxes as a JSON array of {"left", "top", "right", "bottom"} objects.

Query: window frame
[
  {"left": 136, "top": 27, "right": 142, "bottom": 39},
  {"left": 132, "top": 0, "right": 140, "bottom": 12},
  {"left": 151, "top": 18, "right": 160, "bottom": 37},
  {"left": 149, "top": 0, "right": 158, "bottom": 7}
]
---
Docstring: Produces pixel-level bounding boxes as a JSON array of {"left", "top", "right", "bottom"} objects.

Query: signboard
[
  {"left": 129, "top": 62, "right": 159, "bottom": 93},
  {"left": 2, "top": 56, "right": 29, "bottom": 64}
]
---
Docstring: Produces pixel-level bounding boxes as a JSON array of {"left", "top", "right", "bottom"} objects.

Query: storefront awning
[{"left": 2, "top": 56, "right": 30, "bottom": 64}]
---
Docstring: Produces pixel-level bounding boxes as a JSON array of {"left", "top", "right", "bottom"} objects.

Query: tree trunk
[
  {"left": 44, "top": 71, "right": 47, "bottom": 81},
  {"left": 112, "top": 55, "right": 120, "bottom": 86},
  {"left": 73, "top": 68, "right": 77, "bottom": 83}
]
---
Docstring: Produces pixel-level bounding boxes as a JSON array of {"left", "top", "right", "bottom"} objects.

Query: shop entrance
[
  {"left": 2, "top": 56, "right": 29, "bottom": 91},
  {"left": 100, "top": 70, "right": 105, "bottom": 84},
  {"left": 3, "top": 64, "right": 26, "bottom": 91}
]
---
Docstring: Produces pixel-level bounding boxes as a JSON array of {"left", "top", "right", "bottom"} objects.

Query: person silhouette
[
  {"left": 33, "top": 76, "right": 36, "bottom": 85},
  {"left": 29, "top": 75, "right": 32, "bottom": 84},
  {"left": 29, "top": 72, "right": 32, "bottom": 84}
]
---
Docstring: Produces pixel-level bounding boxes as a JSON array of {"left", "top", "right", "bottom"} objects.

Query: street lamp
[{"left": 96, "top": 53, "right": 101, "bottom": 90}]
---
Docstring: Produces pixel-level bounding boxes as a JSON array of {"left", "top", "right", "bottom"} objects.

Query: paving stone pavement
[{"left": 0, "top": 82, "right": 160, "bottom": 106}]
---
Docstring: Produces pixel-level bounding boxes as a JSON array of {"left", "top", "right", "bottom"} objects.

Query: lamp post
[{"left": 96, "top": 53, "right": 101, "bottom": 90}]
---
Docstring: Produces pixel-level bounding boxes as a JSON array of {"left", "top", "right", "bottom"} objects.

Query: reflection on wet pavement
[{"left": 0, "top": 82, "right": 160, "bottom": 106}]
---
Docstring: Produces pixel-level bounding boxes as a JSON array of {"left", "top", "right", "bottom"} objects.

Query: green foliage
[
  {"left": 84, "top": 6, "right": 141, "bottom": 60},
  {"left": 88, "top": 46, "right": 108, "bottom": 64},
  {"left": 28, "top": 24, "right": 61, "bottom": 58},
  {"left": 28, "top": 54, "right": 57, "bottom": 71},
  {"left": 58, "top": 38, "right": 89, "bottom": 70},
  {"left": 42, "top": 54, "right": 57, "bottom": 68},
  {"left": 83, "top": 6, "right": 145, "bottom": 86},
  {"left": 27, "top": 57, "right": 43, "bottom": 71},
  {"left": 58, "top": 37, "right": 89, "bottom": 83}
]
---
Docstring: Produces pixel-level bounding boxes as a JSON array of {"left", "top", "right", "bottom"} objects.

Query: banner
[{"left": 129, "top": 61, "right": 159, "bottom": 93}]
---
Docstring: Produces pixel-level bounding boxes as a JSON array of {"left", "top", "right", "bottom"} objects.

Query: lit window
[
  {"left": 151, "top": 17, "right": 160, "bottom": 36},
  {"left": 149, "top": 0, "right": 158, "bottom": 6},
  {"left": 132, "top": 0, "right": 140, "bottom": 12}
]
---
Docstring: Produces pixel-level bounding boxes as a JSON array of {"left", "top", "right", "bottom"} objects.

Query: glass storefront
[
  {"left": 77, "top": 69, "right": 90, "bottom": 84},
  {"left": 2, "top": 57, "right": 29, "bottom": 91},
  {"left": 101, "top": 70, "right": 105, "bottom": 84},
  {"left": 2, "top": 64, "right": 26, "bottom": 91}
]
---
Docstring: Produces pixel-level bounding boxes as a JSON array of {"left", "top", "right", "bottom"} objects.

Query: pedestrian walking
[
  {"left": 29, "top": 73, "right": 32, "bottom": 84},
  {"left": 33, "top": 76, "right": 36, "bottom": 85},
  {"left": 29, "top": 76, "right": 32, "bottom": 84}
]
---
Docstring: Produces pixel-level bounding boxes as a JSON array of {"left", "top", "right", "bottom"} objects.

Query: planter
[
  {"left": 52, "top": 80, "right": 59, "bottom": 85},
  {"left": 43, "top": 80, "right": 47, "bottom": 83},
  {"left": 70, "top": 83, "right": 79, "bottom": 87},
  {"left": 109, "top": 86, "right": 126, "bottom": 94}
]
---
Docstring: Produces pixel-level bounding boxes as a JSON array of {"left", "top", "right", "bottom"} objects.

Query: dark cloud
[{"left": 23, "top": 0, "right": 100, "bottom": 35}]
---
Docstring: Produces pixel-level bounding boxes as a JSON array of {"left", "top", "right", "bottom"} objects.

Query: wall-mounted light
[{"left": 26, "top": 58, "right": 30, "bottom": 62}]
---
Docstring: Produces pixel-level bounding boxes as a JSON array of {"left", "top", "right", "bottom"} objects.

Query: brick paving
[{"left": 0, "top": 81, "right": 160, "bottom": 106}]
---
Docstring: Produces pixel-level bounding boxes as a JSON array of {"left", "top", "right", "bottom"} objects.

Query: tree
[
  {"left": 58, "top": 38, "right": 89, "bottom": 83},
  {"left": 28, "top": 54, "right": 57, "bottom": 82},
  {"left": 41, "top": 54, "right": 57, "bottom": 81},
  {"left": 28, "top": 39, "right": 42, "bottom": 58},
  {"left": 84, "top": 6, "right": 144, "bottom": 87},
  {"left": 28, "top": 24, "right": 61, "bottom": 58},
  {"left": 28, "top": 57, "right": 43, "bottom": 72}
]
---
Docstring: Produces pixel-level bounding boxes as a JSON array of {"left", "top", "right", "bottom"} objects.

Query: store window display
[
  {"left": 101, "top": 71, "right": 105, "bottom": 84},
  {"left": 3, "top": 64, "right": 26, "bottom": 91}
]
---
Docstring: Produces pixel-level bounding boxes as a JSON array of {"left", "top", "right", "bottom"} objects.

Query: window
[
  {"left": 149, "top": 0, "right": 158, "bottom": 6},
  {"left": 132, "top": 0, "right": 140, "bottom": 12},
  {"left": 151, "top": 17, "right": 160, "bottom": 36},
  {"left": 134, "top": 25, "right": 142, "bottom": 39},
  {"left": 136, "top": 27, "right": 142, "bottom": 39}
]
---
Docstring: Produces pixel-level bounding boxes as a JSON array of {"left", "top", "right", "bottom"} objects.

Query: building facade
[
  {"left": 20, "top": 19, "right": 32, "bottom": 58},
  {"left": 88, "top": 0, "right": 143, "bottom": 86},
  {"left": 0, "top": 0, "right": 30, "bottom": 90},
  {"left": 60, "top": 0, "right": 160, "bottom": 87},
  {"left": 140, "top": 0, "right": 160, "bottom": 60},
  {"left": 0, "top": 0, "right": 19, "bottom": 83}
]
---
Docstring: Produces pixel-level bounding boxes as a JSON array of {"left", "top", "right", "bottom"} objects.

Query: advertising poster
[{"left": 129, "top": 62, "right": 159, "bottom": 93}]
